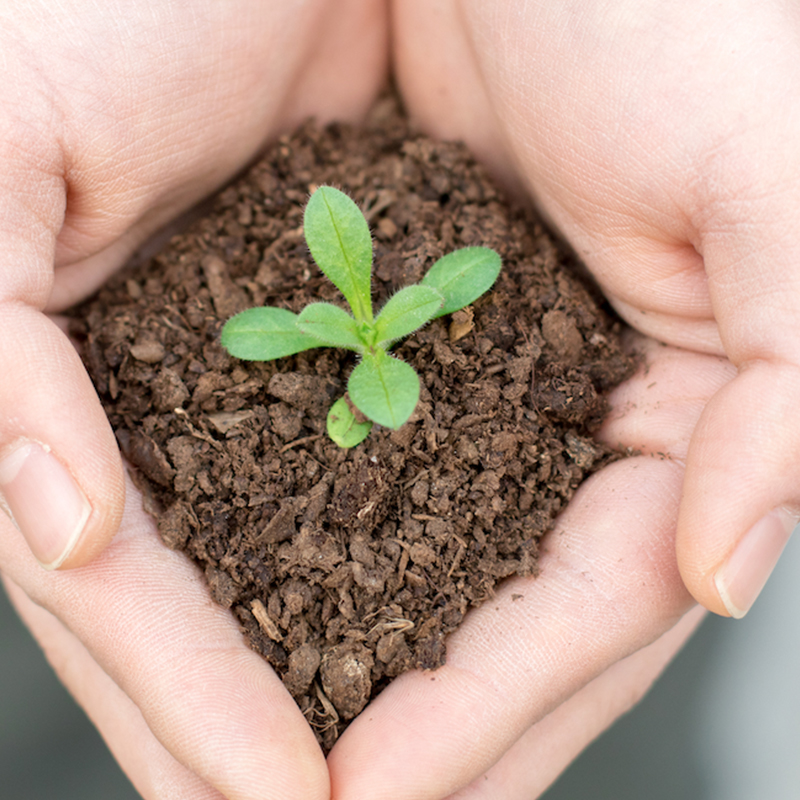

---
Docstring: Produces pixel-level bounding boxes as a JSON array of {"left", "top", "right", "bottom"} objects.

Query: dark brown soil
[{"left": 72, "top": 97, "right": 633, "bottom": 749}]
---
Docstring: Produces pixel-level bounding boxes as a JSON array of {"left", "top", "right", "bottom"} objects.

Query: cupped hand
[
  {"left": 0, "top": 0, "right": 387, "bottom": 569},
  {"left": 0, "top": 1, "right": 386, "bottom": 798},
  {"left": 4, "top": 2, "right": 787, "bottom": 797},
  {"left": 392, "top": 0, "right": 800, "bottom": 619}
]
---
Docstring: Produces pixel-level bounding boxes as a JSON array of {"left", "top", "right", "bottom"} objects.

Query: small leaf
[
  {"left": 297, "top": 302, "right": 364, "bottom": 351},
  {"left": 420, "top": 246, "right": 502, "bottom": 318},
  {"left": 327, "top": 396, "right": 372, "bottom": 448},
  {"left": 348, "top": 350, "right": 420, "bottom": 429},
  {"left": 220, "top": 307, "right": 320, "bottom": 360},
  {"left": 373, "top": 285, "right": 444, "bottom": 347},
  {"left": 303, "top": 186, "right": 374, "bottom": 323}
]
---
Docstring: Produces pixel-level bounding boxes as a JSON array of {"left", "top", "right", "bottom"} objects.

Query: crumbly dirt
[{"left": 71, "top": 97, "right": 633, "bottom": 749}]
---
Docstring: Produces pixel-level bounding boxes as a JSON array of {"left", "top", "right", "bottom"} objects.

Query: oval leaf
[
  {"left": 373, "top": 285, "right": 444, "bottom": 347},
  {"left": 327, "top": 395, "right": 372, "bottom": 448},
  {"left": 297, "top": 302, "right": 363, "bottom": 351},
  {"left": 220, "top": 307, "right": 320, "bottom": 360},
  {"left": 303, "top": 186, "right": 373, "bottom": 323},
  {"left": 420, "top": 246, "right": 501, "bottom": 317},
  {"left": 348, "top": 351, "right": 420, "bottom": 429}
]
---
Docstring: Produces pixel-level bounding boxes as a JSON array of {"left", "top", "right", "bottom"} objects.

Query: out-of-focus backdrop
[{"left": 2, "top": 533, "right": 799, "bottom": 799}]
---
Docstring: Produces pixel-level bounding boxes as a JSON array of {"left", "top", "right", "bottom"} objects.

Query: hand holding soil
[
  {"left": 0, "top": 2, "right": 384, "bottom": 797},
  {"left": 2, "top": 2, "right": 799, "bottom": 799}
]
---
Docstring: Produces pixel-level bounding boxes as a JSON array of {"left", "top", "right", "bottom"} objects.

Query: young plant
[{"left": 221, "top": 185, "right": 501, "bottom": 447}]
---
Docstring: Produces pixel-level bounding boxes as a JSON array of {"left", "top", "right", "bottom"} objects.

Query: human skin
[
  {"left": 391, "top": 0, "right": 800, "bottom": 621},
  {"left": 0, "top": 2, "right": 386, "bottom": 798},
  {"left": 2, "top": 0, "right": 798, "bottom": 798}
]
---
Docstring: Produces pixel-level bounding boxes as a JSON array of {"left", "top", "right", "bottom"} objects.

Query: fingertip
[
  {"left": 0, "top": 307, "right": 126, "bottom": 571},
  {"left": 712, "top": 507, "right": 798, "bottom": 618},
  {"left": 677, "top": 362, "right": 800, "bottom": 616},
  {"left": 52, "top": 451, "right": 126, "bottom": 570},
  {"left": 0, "top": 436, "right": 125, "bottom": 571},
  {"left": 0, "top": 440, "right": 90, "bottom": 568}
]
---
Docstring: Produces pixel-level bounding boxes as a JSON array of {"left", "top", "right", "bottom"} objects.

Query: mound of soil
[{"left": 72, "top": 97, "right": 633, "bottom": 749}]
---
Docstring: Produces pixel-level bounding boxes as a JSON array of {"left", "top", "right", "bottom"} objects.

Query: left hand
[{"left": 391, "top": 0, "right": 800, "bottom": 621}]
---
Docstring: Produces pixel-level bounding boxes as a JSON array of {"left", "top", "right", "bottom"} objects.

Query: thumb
[
  {"left": 677, "top": 166, "right": 800, "bottom": 617},
  {"left": 0, "top": 157, "right": 125, "bottom": 570}
]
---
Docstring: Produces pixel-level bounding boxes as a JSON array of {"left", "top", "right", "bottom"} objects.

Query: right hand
[{"left": 0, "top": 2, "right": 387, "bottom": 797}]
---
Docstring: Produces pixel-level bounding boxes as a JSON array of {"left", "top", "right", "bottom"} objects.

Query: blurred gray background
[{"left": 2, "top": 532, "right": 798, "bottom": 799}]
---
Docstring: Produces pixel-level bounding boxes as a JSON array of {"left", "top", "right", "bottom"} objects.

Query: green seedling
[{"left": 221, "top": 185, "right": 501, "bottom": 447}]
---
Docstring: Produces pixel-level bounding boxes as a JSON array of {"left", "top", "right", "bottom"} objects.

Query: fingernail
[
  {"left": 0, "top": 442, "right": 92, "bottom": 570},
  {"left": 714, "top": 507, "right": 799, "bottom": 618}
]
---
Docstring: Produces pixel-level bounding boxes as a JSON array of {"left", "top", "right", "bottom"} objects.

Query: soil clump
[{"left": 73, "top": 98, "right": 633, "bottom": 749}]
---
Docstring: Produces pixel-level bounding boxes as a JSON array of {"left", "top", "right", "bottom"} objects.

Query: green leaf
[
  {"left": 297, "top": 302, "right": 364, "bottom": 351},
  {"left": 373, "top": 285, "right": 444, "bottom": 347},
  {"left": 327, "top": 396, "right": 372, "bottom": 448},
  {"left": 420, "top": 246, "right": 502, "bottom": 318},
  {"left": 303, "top": 186, "right": 374, "bottom": 323},
  {"left": 348, "top": 350, "right": 420, "bottom": 429},
  {"left": 220, "top": 307, "right": 320, "bottom": 360}
]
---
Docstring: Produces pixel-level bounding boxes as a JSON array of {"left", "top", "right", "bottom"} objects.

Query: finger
[
  {"left": 0, "top": 135, "right": 125, "bottom": 570},
  {"left": 391, "top": 0, "right": 519, "bottom": 193},
  {"left": 1, "top": 472, "right": 329, "bottom": 800},
  {"left": 3, "top": 576, "right": 228, "bottom": 800},
  {"left": 598, "top": 333, "right": 737, "bottom": 462},
  {"left": 447, "top": 605, "right": 706, "bottom": 800},
  {"left": 328, "top": 455, "right": 695, "bottom": 800},
  {"left": 606, "top": 296, "right": 724, "bottom": 356},
  {"left": 678, "top": 142, "right": 800, "bottom": 617}
]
